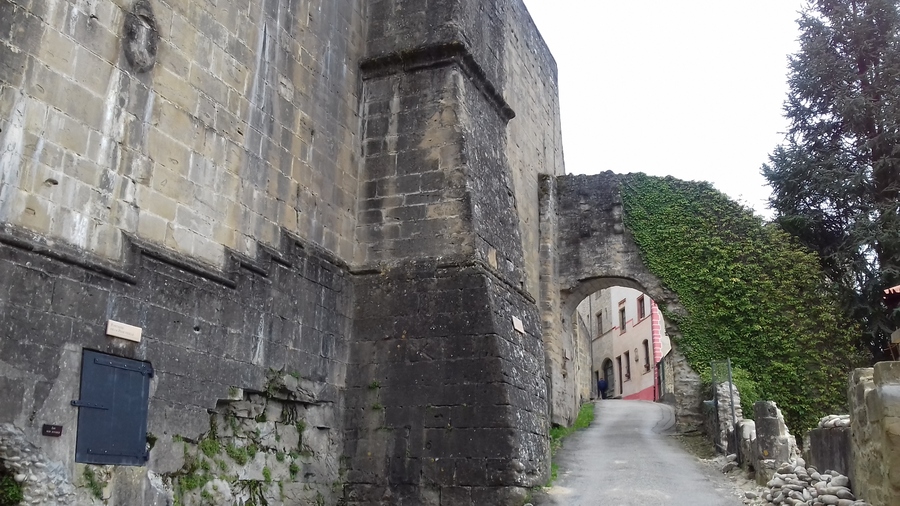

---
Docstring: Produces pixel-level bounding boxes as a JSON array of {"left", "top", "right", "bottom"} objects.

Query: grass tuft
[{"left": 546, "top": 402, "right": 594, "bottom": 485}]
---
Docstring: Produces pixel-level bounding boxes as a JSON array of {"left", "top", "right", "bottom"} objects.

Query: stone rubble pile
[
  {"left": 817, "top": 415, "right": 850, "bottom": 429},
  {"left": 709, "top": 396, "right": 870, "bottom": 506},
  {"left": 747, "top": 457, "right": 869, "bottom": 506},
  {"left": 0, "top": 423, "right": 76, "bottom": 506}
]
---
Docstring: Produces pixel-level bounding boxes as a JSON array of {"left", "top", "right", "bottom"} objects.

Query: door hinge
[{"left": 71, "top": 400, "right": 109, "bottom": 410}]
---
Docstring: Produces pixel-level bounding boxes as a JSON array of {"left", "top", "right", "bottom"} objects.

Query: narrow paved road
[{"left": 535, "top": 400, "right": 743, "bottom": 506}]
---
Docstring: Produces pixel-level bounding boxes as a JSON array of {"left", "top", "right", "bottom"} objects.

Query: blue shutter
[{"left": 73, "top": 350, "right": 153, "bottom": 466}]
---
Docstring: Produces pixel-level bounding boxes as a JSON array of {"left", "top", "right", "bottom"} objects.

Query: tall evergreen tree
[{"left": 763, "top": 0, "right": 900, "bottom": 359}]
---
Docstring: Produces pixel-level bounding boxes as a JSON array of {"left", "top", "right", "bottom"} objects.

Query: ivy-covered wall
[{"left": 620, "top": 173, "right": 863, "bottom": 432}]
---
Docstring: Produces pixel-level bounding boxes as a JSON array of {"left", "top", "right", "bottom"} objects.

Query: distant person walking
[{"left": 597, "top": 378, "right": 608, "bottom": 399}]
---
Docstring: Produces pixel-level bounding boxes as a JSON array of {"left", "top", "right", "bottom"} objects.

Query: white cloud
[{"left": 522, "top": 0, "right": 806, "bottom": 217}]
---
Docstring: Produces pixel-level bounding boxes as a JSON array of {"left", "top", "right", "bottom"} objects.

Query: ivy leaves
[{"left": 621, "top": 174, "right": 863, "bottom": 432}]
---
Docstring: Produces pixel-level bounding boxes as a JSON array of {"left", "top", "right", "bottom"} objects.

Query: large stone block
[
  {"left": 875, "top": 361, "right": 900, "bottom": 385},
  {"left": 808, "top": 427, "right": 851, "bottom": 477}
]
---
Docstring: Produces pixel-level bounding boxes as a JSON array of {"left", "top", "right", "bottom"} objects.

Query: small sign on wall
[
  {"left": 512, "top": 316, "right": 525, "bottom": 335},
  {"left": 106, "top": 320, "right": 142, "bottom": 343},
  {"left": 42, "top": 424, "right": 63, "bottom": 437}
]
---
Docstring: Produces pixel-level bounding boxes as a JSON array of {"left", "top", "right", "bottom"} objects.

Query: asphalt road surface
[{"left": 535, "top": 400, "right": 743, "bottom": 506}]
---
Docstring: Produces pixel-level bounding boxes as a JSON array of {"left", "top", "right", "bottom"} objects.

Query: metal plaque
[{"left": 41, "top": 424, "right": 63, "bottom": 437}]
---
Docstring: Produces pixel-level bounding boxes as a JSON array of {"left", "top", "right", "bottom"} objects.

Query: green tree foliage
[
  {"left": 622, "top": 174, "right": 863, "bottom": 432},
  {"left": 762, "top": 0, "right": 900, "bottom": 358}
]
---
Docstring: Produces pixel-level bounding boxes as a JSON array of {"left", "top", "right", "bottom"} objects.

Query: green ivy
[{"left": 621, "top": 174, "right": 864, "bottom": 432}]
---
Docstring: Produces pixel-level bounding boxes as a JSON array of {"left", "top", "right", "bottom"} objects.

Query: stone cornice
[{"left": 360, "top": 41, "right": 515, "bottom": 122}]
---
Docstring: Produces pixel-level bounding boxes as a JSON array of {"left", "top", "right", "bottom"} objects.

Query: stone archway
[{"left": 539, "top": 171, "right": 703, "bottom": 432}]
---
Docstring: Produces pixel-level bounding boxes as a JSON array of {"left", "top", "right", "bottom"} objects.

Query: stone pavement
[{"left": 534, "top": 400, "right": 743, "bottom": 506}]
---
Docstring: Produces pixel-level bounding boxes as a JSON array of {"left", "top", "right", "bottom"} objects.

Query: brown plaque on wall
[{"left": 42, "top": 424, "right": 63, "bottom": 437}]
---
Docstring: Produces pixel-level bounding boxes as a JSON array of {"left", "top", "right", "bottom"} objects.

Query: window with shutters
[{"left": 72, "top": 350, "right": 153, "bottom": 466}]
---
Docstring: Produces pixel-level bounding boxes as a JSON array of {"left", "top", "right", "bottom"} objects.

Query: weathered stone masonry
[
  {"left": 849, "top": 362, "right": 900, "bottom": 506},
  {"left": 344, "top": 2, "right": 550, "bottom": 503},
  {"left": 1, "top": 0, "right": 712, "bottom": 504},
  {"left": 0, "top": 229, "right": 353, "bottom": 505},
  {"left": 1, "top": 0, "right": 566, "bottom": 504}
]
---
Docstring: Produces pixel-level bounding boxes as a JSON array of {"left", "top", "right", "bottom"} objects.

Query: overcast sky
[{"left": 521, "top": 1, "right": 808, "bottom": 217}]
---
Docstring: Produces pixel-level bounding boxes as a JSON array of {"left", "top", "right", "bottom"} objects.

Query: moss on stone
[{"left": 199, "top": 438, "right": 220, "bottom": 458}]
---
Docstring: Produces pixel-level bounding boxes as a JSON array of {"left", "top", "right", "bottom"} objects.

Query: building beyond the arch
[{"left": 576, "top": 286, "right": 672, "bottom": 401}]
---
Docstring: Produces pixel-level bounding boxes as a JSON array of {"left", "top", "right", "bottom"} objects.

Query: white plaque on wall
[
  {"left": 106, "top": 320, "right": 143, "bottom": 343},
  {"left": 512, "top": 316, "right": 525, "bottom": 335}
]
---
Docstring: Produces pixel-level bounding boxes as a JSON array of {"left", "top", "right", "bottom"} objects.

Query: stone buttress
[{"left": 344, "top": 1, "right": 548, "bottom": 504}]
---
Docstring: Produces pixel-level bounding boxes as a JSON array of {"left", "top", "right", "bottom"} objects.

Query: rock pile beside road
[{"left": 749, "top": 458, "right": 868, "bottom": 506}]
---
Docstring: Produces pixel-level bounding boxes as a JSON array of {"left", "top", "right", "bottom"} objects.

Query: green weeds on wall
[
  {"left": 621, "top": 174, "right": 863, "bottom": 432},
  {"left": 0, "top": 465, "right": 24, "bottom": 506}
]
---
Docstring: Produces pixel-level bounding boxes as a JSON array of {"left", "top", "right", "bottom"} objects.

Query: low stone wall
[
  {"left": 757, "top": 458, "right": 866, "bottom": 506},
  {"left": 727, "top": 406, "right": 870, "bottom": 506},
  {"left": 848, "top": 362, "right": 900, "bottom": 506},
  {"left": 805, "top": 415, "right": 851, "bottom": 479},
  {"left": 731, "top": 364, "right": 900, "bottom": 506}
]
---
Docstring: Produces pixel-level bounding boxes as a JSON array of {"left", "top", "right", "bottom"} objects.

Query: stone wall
[
  {"left": 573, "top": 306, "right": 593, "bottom": 402},
  {"left": 705, "top": 381, "right": 742, "bottom": 454},
  {"left": 0, "top": 230, "right": 351, "bottom": 505},
  {"left": 848, "top": 362, "right": 900, "bottom": 506},
  {"left": 345, "top": 1, "right": 556, "bottom": 502},
  {"left": 659, "top": 350, "right": 676, "bottom": 404},
  {"left": 805, "top": 417, "right": 851, "bottom": 479},
  {"left": 1, "top": 0, "right": 372, "bottom": 502},
  {"left": 502, "top": 3, "right": 565, "bottom": 300},
  {"left": 345, "top": 266, "right": 546, "bottom": 505},
  {"left": 0, "top": 0, "right": 366, "bottom": 266},
  {"left": 554, "top": 173, "right": 682, "bottom": 316}
]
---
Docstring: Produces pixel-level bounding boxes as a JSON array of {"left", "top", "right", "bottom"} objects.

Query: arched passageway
[{"left": 539, "top": 172, "right": 702, "bottom": 432}]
